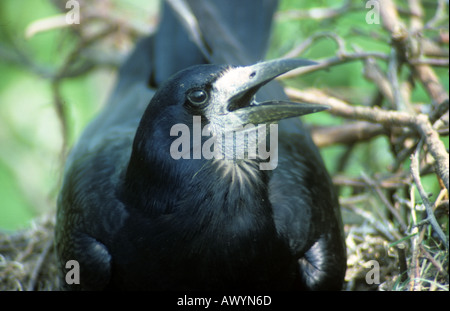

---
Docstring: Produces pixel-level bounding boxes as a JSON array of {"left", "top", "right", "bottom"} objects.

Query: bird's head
[
  {"left": 135, "top": 58, "right": 327, "bottom": 165},
  {"left": 149, "top": 58, "right": 326, "bottom": 131}
]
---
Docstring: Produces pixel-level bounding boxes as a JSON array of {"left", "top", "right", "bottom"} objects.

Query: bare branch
[
  {"left": 282, "top": 32, "right": 347, "bottom": 59},
  {"left": 379, "top": 0, "right": 449, "bottom": 108},
  {"left": 279, "top": 51, "right": 389, "bottom": 79},
  {"left": 410, "top": 141, "right": 449, "bottom": 249},
  {"left": 310, "top": 121, "right": 386, "bottom": 147},
  {"left": 285, "top": 87, "right": 449, "bottom": 191},
  {"left": 333, "top": 174, "right": 410, "bottom": 190},
  {"left": 275, "top": 1, "right": 356, "bottom": 21},
  {"left": 408, "top": 58, "right": 449, "bottom": 67}
]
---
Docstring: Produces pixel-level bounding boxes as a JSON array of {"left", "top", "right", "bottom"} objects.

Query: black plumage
[{"left": 55, "top": 0, "right": 346, "bottom": 290}]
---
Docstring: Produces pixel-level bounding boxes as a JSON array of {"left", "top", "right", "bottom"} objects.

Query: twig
[
  {"left": 51, "top": 81, "right": 68, "bottom": 157},
  {"left": 335, "top": 144, "right": 355, "bottom": 175},
  {"left": 410, "top": 140, "right": 449, "bottom": 249},
  {"left": 53, "top": 27, "right": 116, "bottom": 80},
  {"left": 392, "top": 139, "right": 419, "bottom": 171},
  {"left": 387, "top": 48, "right": 412, "bottom": 113},
  {"left": 379, "top": 0, "right": 449, "bottom": 108},
  {"left": 408, "top": 184, "right": 421, "bottom": 291},
  {"left": 285, "top": 87, "right": 450, "bottom": 192},
  {"left": 275, "top": 1, "right": 357, "bottom": 21},
  {"left": 424, "top": 0, "right": 448, "bottom": 29},
  {"left": 408, "top": 0, "right": 424, "bottom": 32},
  {"left": 51, "top": 27, "right": 117, "bottom": 154},
  {"left": 411, "top": 64, "right": 449, "bottom": 107},
  {"left": 396, "top": 243, "right": 409, "bottom": 282},
  {"left": 414, "top": 115, "right": 449, "bottom": 192},
  {"left": 26, "top": 238, "right": 53, "bottom": 291},
  {"left": 360, "top": 54, "right": 395, "bottom": 106},
  {"left": 343, "top": 202, "right": 400, "bottom": 241},
  {"left": 361, "top": 172, "right": 408, "bottom": 232},
  {"left": 282, "top": 32, "right": 346, "bottom": 59},
  {"left": 409, "top": 227, "right": 425, "bottom": 290},
  {"left": 279, "top": 51, "right": 389, "bottom": 79},
  {"left": 333, "top": 174, "right": 410, "bottom": 190},
  {"left": 0, "top": 42, "right": 54, "bottom": 79},
  {"left": 409, "top": 58, "right": 450, "bottom": 67},
  {"left": 310, "top": 121, "right": 386, "bottom": 147},
  {"left": 419, "top": 244, "right": 447, "bottom": 277}
]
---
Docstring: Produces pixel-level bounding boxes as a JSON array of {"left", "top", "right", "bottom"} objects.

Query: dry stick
[
  {"left": 280, "top": 51, "right": 389, "bottom": 79},
  {"left": 425, "top": 0, "right": 448, "bottom": 29},
  {"left": 434, "top": 188, "right": 449, "bottom": 212},
  {"left": 361, "top": 55, "right": 395, "bottom": 106},
  {"left": 380, "top": 0, "right": 449, "bottom": 109},
  {"left": 393, "top": 140, "right": 419, "bottom": 171},
  {"left": 280, "top": 3, "right": 449, "bottom": 189},
  {"left": 409, "top": 58, "right": 450, "bottom": 67},
  {"left": 430, "top": 99, "right": 450, "bottom": 125},
  {"left": 381, "top": 0, "right": 450, "bottom": 184},
  {"left": 282, "top": 31, "right": 347, "bottom": 59},
  {"left": 412, "top": 65, "right": 449, "bottom": 107},
  {"left": 54, "top": 27, "right": 117, "bottom": 81},
  {"left": 285, "top": 87, "right": 450, "bottom": 192},
  {"left": 388, "top": 48, "right": 417, "bottom": 114},
  {"left": 396, "top": 243, "right": 409, "bottom": 283},
  {"left": 26, "top": 238, "right": 53, "bottom": 291},
  {"left": 419, "top": 244, "right": 447, "bottom": 276},
  {"left": 333, "top": 174, "right": 409, "bottom": 190},
  {"left": 51, "top": 82, "right": 68, "bottom": 156},
  {"left": 408, "top": 0, "right": 424, "bottom": 32},
  {"left": 51, "top": 27, "right": 117, "bottom": 155},
  {"left": 414, "top": 115, "right": 449, "bottom": 192},
  {"left": 361, "top": 172, "right": 408, "bottom": 232},
  {"left": 275, "top": 1, "right": 355, "bottom": 21},
  {"left": 410, "top": 227, "right": 426, "bottom": 290},
  {"left": 310, "top": 121, "right": 386, "bottom": 147},
  {"left": 410, "top": 141, "right": 449, "bottom": 249},
  {"left": 409, "top": 185, "right": 421, "bottom": 291}
]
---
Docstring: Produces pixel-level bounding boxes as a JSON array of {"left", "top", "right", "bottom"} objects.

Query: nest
[
  {"left": 0, "top": 214, "right": 59, "bottom": 291},
  {"left": 1, "top": 212, "right": 447, "bottom": 291}
]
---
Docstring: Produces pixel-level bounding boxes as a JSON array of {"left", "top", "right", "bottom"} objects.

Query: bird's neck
[
  {"left": 123, "top": 146, "right": 275, "bottom": 224},
  {"left": 190, "top": 158, "right": 274, "bottom": 217},
  {"left": 122, "top": 150, "right": 289, "bottom": 273}
]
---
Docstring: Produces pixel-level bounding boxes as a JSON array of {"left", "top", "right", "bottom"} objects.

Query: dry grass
[
  {"left": 0, "top": 215, "right": 59, "bottom": 291},
  {"left": 0, "top": 210, "right": 447, "bottom": 291}
]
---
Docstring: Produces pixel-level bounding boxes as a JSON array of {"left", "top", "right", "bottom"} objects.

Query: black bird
[{"left": 55, "top": 0, "right": 346, "bottom": 290}]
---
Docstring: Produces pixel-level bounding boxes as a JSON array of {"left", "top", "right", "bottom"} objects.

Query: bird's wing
[
  {"left": 55, "top": 35, "right": 156, "bottom": 290},
  {"left": 270, "top": 118, "right": 347, "bottom": 290}
]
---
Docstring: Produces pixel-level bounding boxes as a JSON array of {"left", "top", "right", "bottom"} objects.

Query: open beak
[{"left": 225, "top": 58, "right": 328, "bottom": 125}]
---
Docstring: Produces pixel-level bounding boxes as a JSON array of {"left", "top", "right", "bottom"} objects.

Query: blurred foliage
[{"left": 0, "top": 0, "right": 158, "bottom": 230}]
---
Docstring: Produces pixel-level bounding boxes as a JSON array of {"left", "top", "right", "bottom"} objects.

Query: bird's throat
[{"left": 123, "top": 145, "right": 273, "bottom": 224}]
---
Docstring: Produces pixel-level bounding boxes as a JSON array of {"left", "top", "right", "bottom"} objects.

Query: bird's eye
[{"left": 187, "top": 89, "right": 208, "bottom": 105}]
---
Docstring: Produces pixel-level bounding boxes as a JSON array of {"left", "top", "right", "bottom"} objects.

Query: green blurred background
[
  {"left": 0, "top": 0, "right": 448, "bottom": 230},
  {"left": 0, "top": 0, "right": 159, "bottom": 230}
]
